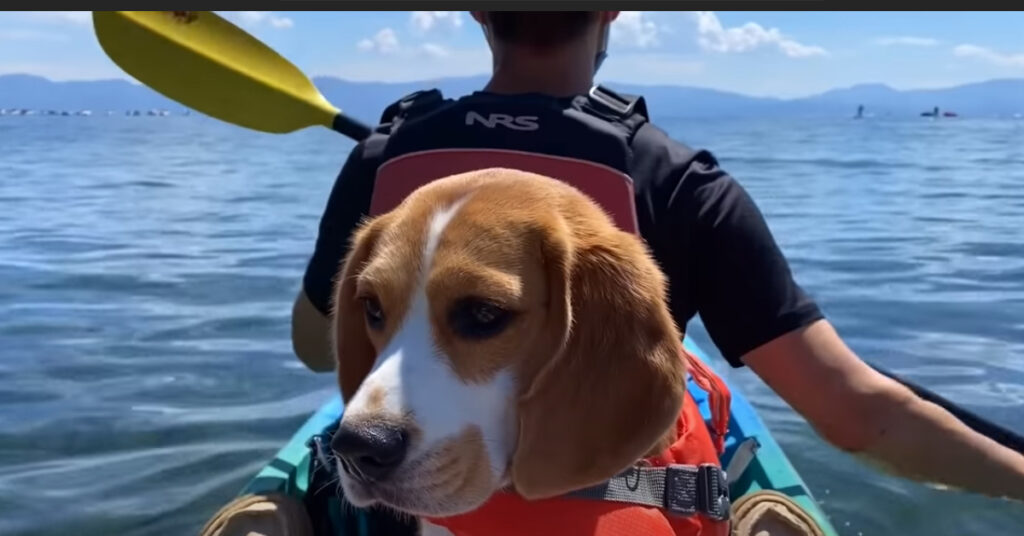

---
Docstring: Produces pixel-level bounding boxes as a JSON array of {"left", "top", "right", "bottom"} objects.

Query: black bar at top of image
[{"left": 12, "top": 3, "right": 1009, "bottom": 11}]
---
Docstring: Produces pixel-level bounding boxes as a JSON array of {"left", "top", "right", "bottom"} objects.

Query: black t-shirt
[{"left": 302, "top": 91, "right": 823, "bottom": 367}]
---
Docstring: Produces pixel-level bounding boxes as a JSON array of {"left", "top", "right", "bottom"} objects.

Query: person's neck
[{"left": 483, "top": 47, "right": 595, "bottom": 98}]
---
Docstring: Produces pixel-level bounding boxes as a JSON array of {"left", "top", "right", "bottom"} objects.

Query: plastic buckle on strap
[
  {"left": 663, "top": 465, "right": 698, "bottom": 516},
  {"left": 696, "top": 464, "right": 731, "bottom": 521},
  {"left": 588, "top": 85, "right": 636, "bottom": 117},
  {"left": 306, "top": 433, "right": 330, "bottom": 475},
  {"left": 306, "top": 420, "right": 342, "bottom": 479}
]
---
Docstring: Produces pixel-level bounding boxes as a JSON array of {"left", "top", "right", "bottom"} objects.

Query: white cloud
[
  {"left": 420, "top": 43, "right": 450, "bottom": 59},
  {"left": 226, "top": 11, "right": 294, "bottom": 29},
  {"left": 874, "top": 36, "right": 939, "bottom": 47},
  {"left": 356, "top": 28, "right": 451, "bottom": 60},
  {"left": 953, "top": 44, "right": 1024, "bottom": 67},
  {"left": 410, "top": 11, "right": 463, "bottom": 34},
  {"left": 689, "top": 11, "right": 827, "bottom": 58},
  {"left": 357, "top": 28, "right": 400, "bottom": 55},
  {"left": 612, "top": 11, "right": 660, "bottom": 48}
]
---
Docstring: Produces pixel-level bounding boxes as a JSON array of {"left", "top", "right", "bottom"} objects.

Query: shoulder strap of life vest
[
  {"left": 362, "top": 84, "right": 650, "bottom": 164},
  {"left": 378, "top": 88, "right": 446, "bottom": 131},
  {"left": 583, "top": 84, "right": 650, "bottom": 139},
  {"left": 361, "top": 88, "right": 449, "bottom": 163}
]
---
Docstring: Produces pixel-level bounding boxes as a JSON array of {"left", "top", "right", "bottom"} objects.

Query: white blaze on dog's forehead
[
  {"left": 346, "top": 195, "right": 516, "bottom": 478},
  {"left": 423, "top": 197, "right": 467, "bottom": 266}
]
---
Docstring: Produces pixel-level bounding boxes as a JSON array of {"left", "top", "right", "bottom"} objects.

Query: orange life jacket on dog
[
  {"left": 362, "top": 86, "right": 735, "bottom": 536},
  {"left": 421, "top": 347, "right": 732, "bottom": 536}
]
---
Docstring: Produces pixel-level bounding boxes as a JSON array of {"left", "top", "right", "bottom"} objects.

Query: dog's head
[{"left": 330, "top": 168, "right": 686, "bottom": 517}]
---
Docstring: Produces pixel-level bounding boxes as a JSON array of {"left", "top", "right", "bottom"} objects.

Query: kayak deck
[
  {"left": 685, "top": 337, "right": 838, "bottom": 535},
  {"left": 241, "top": 335, "right": 838, "bottom": 534}
]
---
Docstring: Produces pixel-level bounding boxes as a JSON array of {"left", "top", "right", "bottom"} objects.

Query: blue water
[{"left": 1, "top": 115, "right": 1023, "bottom": 535}]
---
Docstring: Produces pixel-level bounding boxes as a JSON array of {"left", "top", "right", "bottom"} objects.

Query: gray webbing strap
[{"left": 566, "top": 463, "right": 731, "bottom": 521}]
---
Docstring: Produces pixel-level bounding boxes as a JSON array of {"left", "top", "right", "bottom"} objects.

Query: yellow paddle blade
[{"left": 92, "top": 11, "right": 338, "bottom": 134}]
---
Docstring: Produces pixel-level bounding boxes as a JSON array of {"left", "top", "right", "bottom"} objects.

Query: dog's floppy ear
[
  {"left": 332, "top": 214, "right": 390, "bottom": 403},
  {"left": 511, "top": 219, "right": 687, "bottom": 500}
]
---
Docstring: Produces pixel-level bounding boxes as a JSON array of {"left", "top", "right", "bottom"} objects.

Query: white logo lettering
[{"left": 465, "top": 111, "right": 539, "bottom": 131}]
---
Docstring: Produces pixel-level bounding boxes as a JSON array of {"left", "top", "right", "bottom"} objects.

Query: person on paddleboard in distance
[{"left": 204, "top": 10, "right": 1024, "bottom": 536}]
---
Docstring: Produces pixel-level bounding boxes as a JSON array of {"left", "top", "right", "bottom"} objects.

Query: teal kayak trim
[
  {"left": 684, "top": 337, "right": 838, "bottom": 535},
  {"left": 239, "top": 335, "right": 839, "bottom": 535}
]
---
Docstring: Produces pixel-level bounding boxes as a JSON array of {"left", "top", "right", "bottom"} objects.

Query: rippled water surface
[{"left": 1, "top": 115, "right": 1023, "bottom": 535}]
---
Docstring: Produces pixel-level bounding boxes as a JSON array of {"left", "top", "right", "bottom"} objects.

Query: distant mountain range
[{"left": 3, "top": 73, "right": 1024, "bottom": 123}]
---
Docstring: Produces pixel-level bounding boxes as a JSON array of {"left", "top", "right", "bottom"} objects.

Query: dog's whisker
[
  {"left": 338, "top": 456, "right": 370, "bottom": 483},
  {"left": 314, "top": 474, "right": 341, "bottom": 496},
  {"left": 315, "top": 447, "right": 334, "bottom": 471},
  {"left": 337, "top": 492, "right": 359, "bottom": 516}
]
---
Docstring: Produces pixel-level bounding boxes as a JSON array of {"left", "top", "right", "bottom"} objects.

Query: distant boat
[
  {"left": 942, "top": 111, "right": 958, "bottom": 117},
  {"left": 921, "top": 106, "right": 941, "bottom": 118},
  {"left": 854, "top": 104, "right": 864, "bottom": 119}
]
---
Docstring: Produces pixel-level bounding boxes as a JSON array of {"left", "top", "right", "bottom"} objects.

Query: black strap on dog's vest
[
  {"left": 567, "top": 463, "right": 731, "bottom": 522},
  {"left": 307, "top": 419, "right": 731, "bottom": 532}
]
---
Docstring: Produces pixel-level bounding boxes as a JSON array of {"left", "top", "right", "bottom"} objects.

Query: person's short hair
[{"left": 485, "top": 11, "right": 599, "bottom": 49}]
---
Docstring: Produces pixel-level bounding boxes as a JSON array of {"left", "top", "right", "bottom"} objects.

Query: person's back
[
  {"left": 206, "top": 9, "right": 1024, "bottom": 536},
  {"left": 300, "top": 83, "right": 821, "bottom": 375}
]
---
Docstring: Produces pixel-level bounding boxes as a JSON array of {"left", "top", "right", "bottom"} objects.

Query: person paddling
[{"left": 207, "top": 10, "right": 1024, "bottom": 536}]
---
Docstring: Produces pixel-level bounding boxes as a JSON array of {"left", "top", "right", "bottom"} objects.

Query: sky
[{"left": 2, "top": 10, "right": 1024, "bottom": 98}]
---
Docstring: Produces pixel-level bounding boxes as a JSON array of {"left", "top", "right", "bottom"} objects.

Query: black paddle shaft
[
  {"left": 869, "top": 362, "right": 1024, "bottom": 454},
  {"left": 332, "top": 113, "right": 372, "bottom": 142}
]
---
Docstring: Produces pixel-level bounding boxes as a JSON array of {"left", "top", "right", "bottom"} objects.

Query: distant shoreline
[
  {"left": 3, "top": 73, "right": 1024, "bottom": 122},
  {"left": 1, "top": 108, "right": 189, "bottom": 117}
]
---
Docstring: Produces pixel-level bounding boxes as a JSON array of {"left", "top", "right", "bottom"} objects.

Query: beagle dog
[{"left": 329, "top": 168, "right": 688, "bottom": 533}]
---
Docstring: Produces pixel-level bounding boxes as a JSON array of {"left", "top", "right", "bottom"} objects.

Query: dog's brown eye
[
  {"left": 362, "top": 297, "right": 385, "bottom": 330},
  {"left": 449, "top": 298, "right": 512, "bottom": 340}
]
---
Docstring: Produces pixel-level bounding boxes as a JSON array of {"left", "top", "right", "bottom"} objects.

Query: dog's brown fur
[{"left": 331, "top": 167, "right": 687, "bottom": 505}]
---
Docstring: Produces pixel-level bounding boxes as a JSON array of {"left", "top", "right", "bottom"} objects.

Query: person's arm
[
  {"left": 293, "top": 142, "right": 378, "bottom": 372},
  {"left": 292, "top": 288, "right": 334, "bottom": 372},
  {"left": 745, "top": 320, "right": 1024, "bottom": 501},
  {"left": 676, "top": 156, "right": 1024, "bottom": 501}
]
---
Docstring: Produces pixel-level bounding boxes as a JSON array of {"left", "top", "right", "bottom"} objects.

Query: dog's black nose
[{"left": 331, "top": 420, "right": 409, "bottom": 482}]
